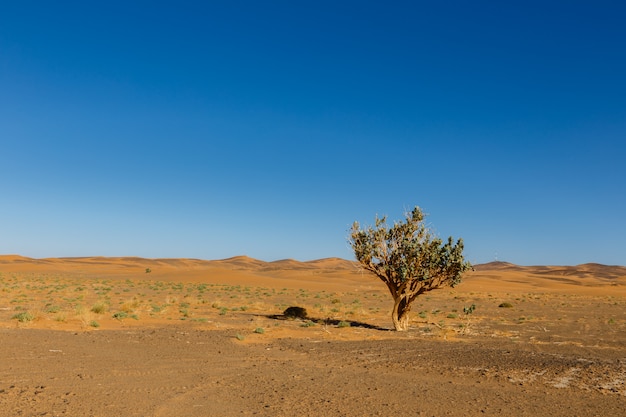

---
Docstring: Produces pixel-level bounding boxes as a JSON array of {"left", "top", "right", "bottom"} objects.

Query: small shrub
[
  {"left": 498, "top": 302, "right": 514, "bottom": 308},
  {"left": 235, "top": 334, "right": 245, "bottom": 341},
  {"left": 463, "top": 304, "right": 476, "bottom": 315},
  {"left": 300, "top": 320, "right": 316, "bottom": 327},
  {"left": 12, "top": 311, "right": 34, "bottom": 322},
  {"left": 192, "top": 318, "right": 208, "bottom": 323},
  {"left": 460, "top": 304, "right": 477, "bottom": 334},
  {"left": 120, "top": 299, "right": 139, "bottom": 313},
  {"left": 447, "top": 313, "right": 458, "bottom": 319},
  {"left": 337, "top": 321, "right": 351, "bottom": 328},
  {"left": 283, "top": 306, "right": 308, "bottom": 319},
  {"left": 253, "top": 327, "right": 265, "bottom": 334},
  {"left": 45, "top": 305, "right": 61, "bottom": 313},
  {"left": 91, "top": 302, "right": 108, "bottom": 314},
  {"left": 89, "top": 320, "right": 100, "bottom": 328},
  {"left": 112, "top": 311, "right": 128, "bottom": 320}
]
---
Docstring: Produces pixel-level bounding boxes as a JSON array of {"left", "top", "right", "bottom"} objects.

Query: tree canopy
[{"left": 349, "top": 206, "right": 472, "bottom": 331}]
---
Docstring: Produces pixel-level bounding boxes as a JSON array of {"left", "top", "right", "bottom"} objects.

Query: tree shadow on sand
[{"left": 265, "top": 313, "right": 391, "bottom": 331}]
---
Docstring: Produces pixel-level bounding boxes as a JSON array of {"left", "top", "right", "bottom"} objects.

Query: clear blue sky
[{"left": 1, "top": 1, "right": 625, "bottom": 265}]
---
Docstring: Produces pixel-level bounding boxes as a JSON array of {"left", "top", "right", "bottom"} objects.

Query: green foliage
[
  {"left": 45, "top": 304, "right": 61, "bottom": 313},
  {"left": 349, "top": 206, "right": 472, "bottom": 331},
  {"left": 12, "top": 311, "right": 34, "bottom": 322},
  {"left": 463, "top": 304, "right": 476, "bottom": 315},
  {"left": 112, "top": 311, "right": 128, "bottom": 320},
  {"left": 461, "top": 304, "right": 477, "bottom": 334}
]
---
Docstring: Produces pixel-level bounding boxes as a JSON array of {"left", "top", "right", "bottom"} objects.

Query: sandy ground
[{"left": 1, "top": 255, "right": 626, "bottom": 416}]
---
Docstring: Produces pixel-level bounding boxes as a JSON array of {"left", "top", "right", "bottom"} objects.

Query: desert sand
[{"left": 1, "top": 255, "right": 626, "bottom": 416}]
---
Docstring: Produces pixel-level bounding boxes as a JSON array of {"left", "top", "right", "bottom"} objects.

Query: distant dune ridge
[
  {"left": 1, "top": 254, "right": 624, "bottom": 272},
  {"left": 475, "top": 261, "right": 626, "bottom": 280},
  {"left": 1, "top": 255, "right": 625, "bottom": 295},
  {"left": 0, "top": 254, "right": 359, "bottom": 273}
]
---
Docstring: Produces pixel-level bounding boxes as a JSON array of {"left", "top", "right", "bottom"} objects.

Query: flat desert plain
[{"left": 1, "top": 256, "right": 626, "bottom": 416}]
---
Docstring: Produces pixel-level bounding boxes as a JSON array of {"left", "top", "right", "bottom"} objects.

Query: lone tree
[{"left": 349, "top": 206, "right": 471, "bottom": 331}]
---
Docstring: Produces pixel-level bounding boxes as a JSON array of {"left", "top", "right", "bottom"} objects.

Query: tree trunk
[{"left": 391, "top": 296, "right": 411, "bottom": 331}]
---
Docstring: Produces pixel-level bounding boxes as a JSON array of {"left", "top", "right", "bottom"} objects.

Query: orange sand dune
[
  {"left": 1, "top": 255, "right": 624, "bottom": 295},
  {"left": 470, "top": 261, "right": 626, "bottom": 295}
]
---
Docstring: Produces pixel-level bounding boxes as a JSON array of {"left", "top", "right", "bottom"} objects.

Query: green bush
[
  {"left": 12, "top": 311, "right": 34, "bottom": 322},
  {"left": 45, "top": 305, "right": 61, "bottom": 313},
  {"left": 112, "top": 311, "right": 128, "bottom": 320},
  {"left": 91, "top": 302, "right": 108, "bottom": 314}
]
